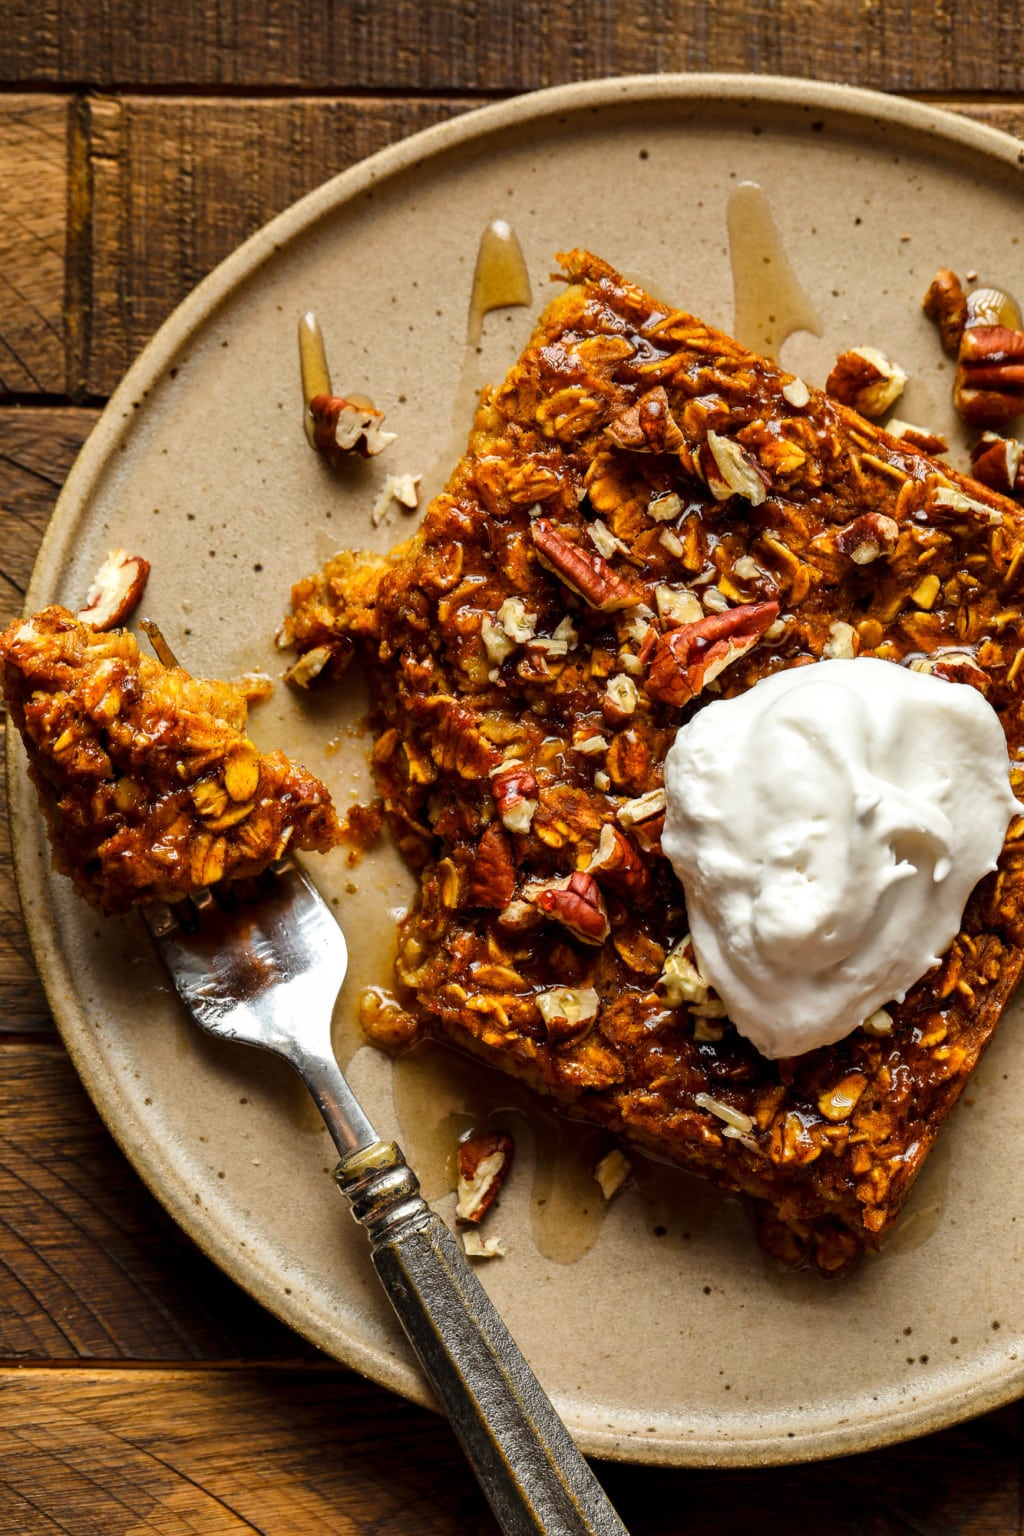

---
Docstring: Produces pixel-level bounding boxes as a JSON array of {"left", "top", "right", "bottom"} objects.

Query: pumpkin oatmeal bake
[
  {"left": 1, "top": 606, "right": 340, "bottom": 914},
  {"left": 279, "top": 250, "right": 1024, "bottom": 1274},
  {"left": 279, "top": 246, "right": 1024, "bottom": 1274}
]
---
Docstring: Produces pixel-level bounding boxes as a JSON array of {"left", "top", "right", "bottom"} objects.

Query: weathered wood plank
[
  {"left": 0, "top": 1368, "right": 489, "bottom": 1535},
  {"left": 4, "top": 0, "right": 1024, "bottom": 95},
  {"left": 0, "top": 406, "right": 98, "bottom": 619},
  {"left": 0, "top": 409, "right": 99, "bottom": 1032},
  {"left": 0, "top": 1368, "right": 1017, "bottom": 1535},
  {"left": 0, "top": 97, "right": 67, "bottom": 397},
  {"left": 0, "top": 1042, "right": 319, "bottom": 1357},
  {"left": 0, "top": 731, "right": 52, "bottom": 1034},
  {"left": 83, "top": 94, "right": 475, "bottom": 395}
]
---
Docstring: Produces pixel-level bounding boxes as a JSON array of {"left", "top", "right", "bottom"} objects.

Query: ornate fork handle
[{"left": 335, "top": 1141, "right": 629, "bottom": 1536}]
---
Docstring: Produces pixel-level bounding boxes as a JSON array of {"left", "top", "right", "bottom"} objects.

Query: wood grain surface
[
  {"left": 2, "top": 6, "right": 1024, "bottom": 1531},
  {"left": 2, "top": 0, "right": 1024, "bottom": 94}
]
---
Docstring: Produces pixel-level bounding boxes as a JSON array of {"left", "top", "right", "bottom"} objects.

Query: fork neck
[{"left": 296, "top": 1050, "right": 379, "bottom": 1158}]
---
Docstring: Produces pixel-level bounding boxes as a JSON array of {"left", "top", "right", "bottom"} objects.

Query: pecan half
[
  {"left": 825, "top": 347, "right": 907, "bottom": 418},
  {"left": 456, "top": 1130, "right": 515, "bottom": 1224},
  {"left": 923, "top": 269, "right": 968, "bottom": 355},
  {"left": 605, "top": 386, "right": 685, "bottom": 453},
  {"left": 955, "top": 325, "right": 1024, "bottom": 427},
  {"left": 531, "top": 519, "right": 642, "bottom": 611},
  {"left": 585, "top": 821, "right": 651, "bottom": 902},
  {"left": 467, "top": 823, "right": 516, "bottom": 909},
  {"left": 834, "top": 513, "right": 900, "bottom": 565},
  {"left": 524, "top": 870, "right": 610, "bottom": 945},
  {"left": 77, "top": 549, "right": 151, "bottom": 631},
  {"left": 308, "top": 393, "right": 396, "bottom": 461},
  {"left": 644, "top": 600, "right": 779, "bottom": 707}
]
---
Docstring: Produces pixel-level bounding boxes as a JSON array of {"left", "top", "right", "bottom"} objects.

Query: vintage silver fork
[{"left": 144, "top": 858, "right": 628, "bottom": 1536}]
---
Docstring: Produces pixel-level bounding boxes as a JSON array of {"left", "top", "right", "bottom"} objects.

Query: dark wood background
[{"left": 3, "top": 5, "right": 1024, "bottom": 1530}]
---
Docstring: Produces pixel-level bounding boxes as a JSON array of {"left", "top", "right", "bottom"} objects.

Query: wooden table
[{"left": 3, "top": 6, "right": 1024, "bottom": 1530}]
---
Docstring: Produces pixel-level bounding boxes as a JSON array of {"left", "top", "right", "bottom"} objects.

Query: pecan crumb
[
  {"left": 594, "top": 1149, "right": 632, "bottom": 1200},
  {"left": 309, "top": 393, "right": 396, "bottom": 462},
  {"left": 456, "top": 1130, "right": 515, "bottom": 1224}
]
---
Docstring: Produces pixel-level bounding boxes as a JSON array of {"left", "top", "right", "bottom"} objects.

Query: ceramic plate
[{"left": 12, "top": 75, "right": 1024, "bottom": 1467}]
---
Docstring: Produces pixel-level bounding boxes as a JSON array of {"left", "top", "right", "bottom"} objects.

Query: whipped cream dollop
[{"left": 662, "top": 657, "right": 1018, "bottom": 1058}]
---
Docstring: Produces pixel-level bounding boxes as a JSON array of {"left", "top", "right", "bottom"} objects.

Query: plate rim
[{"left": 10, "top": 71, "right": 1024, "bottom": 1468}]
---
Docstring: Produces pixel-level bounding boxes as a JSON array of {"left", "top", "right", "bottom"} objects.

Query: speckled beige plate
[{"left": 11, "top": 75, "right": 1024, "bottom": 1467}]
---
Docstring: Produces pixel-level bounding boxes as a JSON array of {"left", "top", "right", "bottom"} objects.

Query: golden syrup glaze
[{"left": 726, "top": 181, "right": 822, "bottom": 358}]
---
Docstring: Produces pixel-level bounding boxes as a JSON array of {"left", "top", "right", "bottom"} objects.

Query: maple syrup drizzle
[
  {"left": 726, "top": 181, "right": 822, "bottom": 358},
  {"left": 297, "top": 311, "right": 332, "bottom": 447},
  {"left": 466, "top": 218, "right": 532, "bottom": 349},
  {"left": 419, "top": 218, "right": 533, "bottom": 507},
  {"left": 298, "top": 310, "right": 379, "bottom": 452}
]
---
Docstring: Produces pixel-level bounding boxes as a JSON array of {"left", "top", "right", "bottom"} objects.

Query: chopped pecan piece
[
  {"left": 283, "top": 641, "right": 344, "bottom": 689},
  {"left": 602, "top": 672, "right": 640, "bottom": 725},
  {"left": 644, "top": 600, "right": 780, "bottom": 707},
  {"left": 496, "top": 897, "right": 542, "bottom": 934},
  {"left": 585, "top": 821, "right": 651, "bottom": 902},
  {"left": 77, "top": 549, "right": 151, "bottom": 631},
  {"left": 456, "top": 1130, "right": 515, "bottom": 1223},
  {"left": 697, "top": 431, "right": 769, "bottom": 505},
  {"left": 834, "top": 513, "right": 900, "bottom": 565},
  {"left": 923, "top": 269, "right": 968, "bottom": 355},
  {"left": 657, "top": 936, "right": 710, "bottom": 1007},
  {"left": 371, "top": 472, "right": 420, "bottom": 526},
  {"left": 594, "top": 1149, "right": 632, "bottom": 1200},
  {"left": 524, "top": 870, "right": 610, "bottom": 945},
  {"left": 490, "top": 764, "right": 539, "bottom": 834},
  {"left": 886, "top": 419, "right": 949, "bottom": 455},
  {"left": 463, "top": 1231, "right": 506, "bottom": 1258},
  {"left": 616, "top": 787, "right": 666, "bottom": 827},
  {"left": 467, "top": 823, "right": 516, "bottom": 908},
  {"left": 781, "top": 377, "right": 810, "bottom": 409},
  {"left": 359, "top": 985, "right": 424, "bottom": 1052},
  {"left": 970, "top": 432, "right": 1023, "bottom": 496},
  {"left": 308, "top": 393, "right": 396, "bottom": 461},
  {"left": 535, "top": 985, "right": 600, "bottom": 1045},
  {"left": 907, "top": 649, "right": 990, "bottom": 695},
  {"left": 826, "top": 347, "right": 906, "bottom": 417},
  {"left": 605, "top": 386, "right": 685, "bottom": 453},
  {"left": 531, "top": 519, "right": 642, "bottom": 611}
]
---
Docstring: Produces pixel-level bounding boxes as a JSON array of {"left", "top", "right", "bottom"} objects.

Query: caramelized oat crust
[
  {"left": 2, "top": 606, "right": 340, "bottom": 913},
  {"left": 287, "top": 250, "right": 1024, "bottom": 1274}
]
